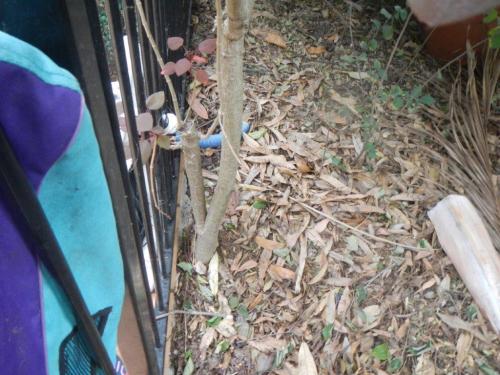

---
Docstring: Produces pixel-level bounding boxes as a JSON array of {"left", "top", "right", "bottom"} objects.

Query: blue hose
[{"left": 176, "top": 122, "right": 250, "bottom": 149}]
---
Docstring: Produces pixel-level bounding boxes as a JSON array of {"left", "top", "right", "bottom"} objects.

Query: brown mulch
[{"left": 168, "top": 0, "right": 500, "bottom": 374}]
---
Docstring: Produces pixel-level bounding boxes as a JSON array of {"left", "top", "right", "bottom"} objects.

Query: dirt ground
[{"left": 168, "top": 0, "right": 500, "bottom": 374}]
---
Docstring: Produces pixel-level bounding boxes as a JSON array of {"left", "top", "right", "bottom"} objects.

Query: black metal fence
[{"left": 61, "top": 0, "right": 191, "bottom": 373}]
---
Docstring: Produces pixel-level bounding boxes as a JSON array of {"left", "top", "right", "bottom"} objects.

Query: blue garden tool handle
[{"left": 175, "top": 122, "right": 250, "bottom": 149}]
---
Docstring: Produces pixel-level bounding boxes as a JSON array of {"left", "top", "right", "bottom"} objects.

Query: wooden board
[{"left": 429, "top": 195, "right": 500, "bottom": 334}]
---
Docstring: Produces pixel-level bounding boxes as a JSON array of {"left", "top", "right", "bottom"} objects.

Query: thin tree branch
[{"left": 135, "top": 0, "right": 183, "bottom": 130}]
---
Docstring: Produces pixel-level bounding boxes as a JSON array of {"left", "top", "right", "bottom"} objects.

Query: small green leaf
[
  {"left": 356, "top": 286, "right": 368, "bottom": 304},
  {"left": 395, "top": 6, "right": 408, "bottom": 21},
  {"left": 407, "top": 341, "right": 433, "bottom": 356},
  {"left": 184, "top": 350, "right": 192, "bottom": 361},
  {"left": 371, "top": 19, "right": 381, "bottom": 30},
  {"left": 237, "top": 304, "right": 249, "bottom": 319},
  {"left": 380, "top": 8, "right": 392, "bottom": 19},
  {"left": 224, "top": 222, "right": 236, "bottom": 230},
  {"left": 382, "top": 24, "right": 394, "bottom": 40},
  {"left": 387, "top": 357, "right": 402, "bottom": 373},
  {"left": 228, "top": 296, "right": 240, "bottom": 309},
  {"left": 420, "top": 94, "right": 435, "bottom": 106},
  {"left": 466, "top": 304, "right": 478, "bottom": 320},
  {"left": 340, "top": 55, "right": 355, "bottom": 63},
  {"left": 253, "top": 199, "right": 268, "bottom": 209},
  {"left": 177, "top": 262, "right": 193, "bottom": 274},
  {"left": 392, "top": 96, "right": 405, "bottom": 110},
  {"left": 418, "top": 239, "right": 431, "bottom": 249},
  {"left": 216, "top": 340, "right": 230, "bottom": 353},
  {"left": 484, "top": 9, "right": 498, "bottom": 23},
  {"left": 488, "top": 26, "right": 500, "bottom": 48},
  {"left": 183, "top": 357, "right": 194, "bottom": 375},
  {"left": 273, "top": 247, "right": 290, "bottom": 258},
  {"left": 410, "top": 85, "right": 423, "bottom": 98},
  {"left": 372, "top": 343, "right": 390, "bottom": 361},
  {"left": 249, "top": 127, "right": 267, "bottom": 140},
  {"left": 365, "top": 142, "right": 377, "bottom": 160},
  {"left": 207, "top": 316, "right": 223, "bottom": 327},
  {"left": 478, "top": 360, "right": 500, "bottom": 375},
  {"left": 322, "top": 323, "right": 334, "bottom": 340},
  {"left": 368, "top": 39, "right": 378, "bottom": 51}
]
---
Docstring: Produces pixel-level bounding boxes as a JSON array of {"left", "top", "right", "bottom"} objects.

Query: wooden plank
[{"left": 429, "top": 195, "right": 500, "bottom": 334}]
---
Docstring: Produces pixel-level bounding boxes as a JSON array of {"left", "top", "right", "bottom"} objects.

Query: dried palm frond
[{"left": 425, "top": 46, "right": 499, "bottom": 250}]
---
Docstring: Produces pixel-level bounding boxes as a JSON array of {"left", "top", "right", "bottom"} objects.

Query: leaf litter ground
[{"left": 169, "top": 0, "right": 500, "bottom": 374}]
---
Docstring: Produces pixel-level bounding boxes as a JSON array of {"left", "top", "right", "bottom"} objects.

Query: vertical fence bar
[
  {"left": 123, "top": 0, "right": 146, "bottom": 112},
  {"left": 59, "top": 1, "right": 161, "bottom": 373},
  {"left": 144, "top": 0, "right": 159, "bottom": 93},
  {"left": 104, "top": 0, "right": 167, "bottom": 313}
]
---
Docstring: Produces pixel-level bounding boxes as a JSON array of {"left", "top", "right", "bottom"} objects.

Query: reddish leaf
[
  {"left": 175, "top": 58, "right": 192, "bottom": 76},
  {"left": 194, "top": 69, "right": 210, "bottom": 85},
  {"left": 191, "top": 55, "right": 208, "bottom": 64},
  {"left": 189, "top": 97, "right": 208, "bottom": 119},
  {"left": 161, "top": 62, "right": 176, "bottom": 76},
  {"left": 167, "top": 36, "right": 184, "bottom": 51},
  {"left": 198, "top": 38, "right": 217, "bottom": 54}
]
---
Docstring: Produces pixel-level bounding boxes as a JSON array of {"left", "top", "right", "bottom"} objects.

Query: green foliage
[
  {"left": 207, "top": 316, "right": 223, "bottom": 327},
  {"left": 216, "top": 340, "right": 230, "bottom": 353},
  {"left": 237, "top": 304, "right": 249, "bottom": 319},
  {"left": 365, "top": 142, "right": 377, "bottom": 160},
  {"left": 330, "top": 155, "right": 347, "bottom": 171},
  {"left": 387, "top": 357, "right": 403, "bottom": 373},
  {"left": 466, "top": 304, "right": 478, "bottom": 320},
  {"left": 355, "top": 286, "right": 368, "bottom": 304},
  {"left": 228, "top": 295, "right": 240, "bottom": 309},
  {"left": 372, "top": 343, "right": 390, "bottom": 361},
  {"left": 484, "top": 9, "right": 498, "bottom": 23},
  {"left": 178, "top": 262, "right": 193, "bottom": 275},
  {"left": 322, "top": 323, "right": 334, "bottom": 341},
  {"left": 183, "top": 357, "right": 194, "bottom": 375},
  {"left": 488, "top": 26, "right": 500, "bottom": 49},
  {"left": 407, "top": 341, "right": 433, "bottom": 356},
  {"left": 478, "top": 360, "right": 500, "bottom": 375},
  {"left": 252, "top": 199, "right": 268, "bottom": 209},
  {"left": 483, "top": 9, "right": 500, "bottom": 49},
  {"left": 374, "top": 6, "right": 409, "bottom": 41}
]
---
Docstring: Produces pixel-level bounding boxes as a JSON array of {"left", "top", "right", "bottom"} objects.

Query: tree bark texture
[{"left": 194, "top": 0, "right": 253, "bottom": 263}]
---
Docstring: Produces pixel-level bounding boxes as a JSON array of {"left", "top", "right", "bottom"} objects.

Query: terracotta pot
[{"left": 423, "top": 9, "right": 498, "bottom": 62}]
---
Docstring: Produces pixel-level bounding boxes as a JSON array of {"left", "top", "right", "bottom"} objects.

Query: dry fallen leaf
[
  {"left": 297, "top": 342, "right": 318, "bottom": 375},
  {"left": 307, "top": 46, "right": 326, "bottom": 55},
  {"left": 456, "top": 333, "right": 472, "bottom": 368},
  {"left": 208, "top": 252, "right": 219, "bottom": 296},
  {"left": 414, "top": 355, "right": 435, "bottom": 375},
  {"left": 248, "top": 337, "right": 286, "bottom": 353},
  {"left": 330, "top": 89, "right": 361, "bottom": 118},
  {"left": 295, "top": 235, "right": 307, "bottom": 293},
  {"left": 188, "top": 96, "right": 209, "bottom": 119},
  {"left": 268, "top": 264, "right": 295, "bottom": 281},
  {"left": 320, "top": 174, "right": 352, "bottom": 194},
  {"left": 255, "top": 236, "right": 285, "bottom": 251},
  {"left": 437, "top": 313, "right": 492, "bottom": 342},
  {"left": 199, "top": 328, "right": 217, "bottom": 360},
  {"left": 252, "top": 29, "right": 287, "bottom": 48}
]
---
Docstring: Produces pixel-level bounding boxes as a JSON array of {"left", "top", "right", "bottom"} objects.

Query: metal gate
[{"left": 1, "top": 0, "right": 191, "bottom": 373}]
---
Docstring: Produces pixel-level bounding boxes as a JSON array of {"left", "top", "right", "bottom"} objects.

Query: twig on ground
[{"left": 156, "top": 310, "right": 225, "bottom": 320}]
